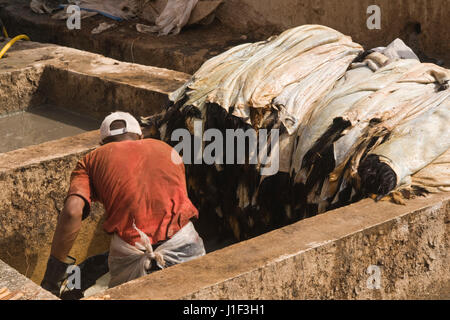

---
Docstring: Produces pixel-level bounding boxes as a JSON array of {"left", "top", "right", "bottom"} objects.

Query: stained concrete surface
[
  {"left": 0, "top": 258, "right": 58, "bottom": 300},
  {"left": 88, "top": 192, "right": 449, "bottom": 300}
]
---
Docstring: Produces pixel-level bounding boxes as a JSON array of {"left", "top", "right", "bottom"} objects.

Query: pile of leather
[{"left": 142, "top": 25, "right": 450, "bottom": 241}]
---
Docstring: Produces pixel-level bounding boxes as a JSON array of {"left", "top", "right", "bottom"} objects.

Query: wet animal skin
[{"left": 358, "top": 154, "right": 397, "bottom": 200}]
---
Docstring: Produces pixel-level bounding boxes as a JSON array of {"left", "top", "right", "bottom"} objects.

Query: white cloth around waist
[{"left": 108, "top": 221, "right": 205, "bottom": 288}]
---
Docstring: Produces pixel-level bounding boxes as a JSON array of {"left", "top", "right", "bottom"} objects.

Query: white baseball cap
[{"left": 100, "top": 111, "right": 143, "bottom": 142}]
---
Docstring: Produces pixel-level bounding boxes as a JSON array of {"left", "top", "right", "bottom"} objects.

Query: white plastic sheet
[
  {"left": 136, "top": 0, "right": 198, "bottom": 36},
  {"left": 372, "top": 38, "right": 420, "bottom": 62}
]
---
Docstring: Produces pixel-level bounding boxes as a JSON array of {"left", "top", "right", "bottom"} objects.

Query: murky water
[{"left": 0, "top": 105, "right": 100, "bottom": 153}]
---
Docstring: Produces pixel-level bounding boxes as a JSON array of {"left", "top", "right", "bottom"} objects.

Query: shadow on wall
[
  {"left": 0, "top": 187, "right": 110, "bottom": 284},
  {"left": 0, "top": 233, "right": 39, "bottom": 280}
]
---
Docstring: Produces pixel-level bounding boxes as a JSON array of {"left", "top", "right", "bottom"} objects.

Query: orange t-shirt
[{"left": 67, "top": 138, "right": 198, "bottom": 246}]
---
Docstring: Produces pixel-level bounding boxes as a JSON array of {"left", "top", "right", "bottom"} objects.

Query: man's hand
[
  {"left": 41, "top": 195, "right": 85, "bottom": 296},
  {"left": 41, "top": 255, "right": 75, "bottom": 297}
]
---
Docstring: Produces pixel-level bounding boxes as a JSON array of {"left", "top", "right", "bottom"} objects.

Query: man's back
[
  {"left": 42, "top": 112, "right": 204, "bottom": 295},
  {"left": 68, "top": 138, "right": 198, "bottom": 246}
]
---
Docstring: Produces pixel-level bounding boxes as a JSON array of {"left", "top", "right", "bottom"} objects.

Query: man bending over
[{"left": 41, "top": 111, "right": 205, "bottom": 296}]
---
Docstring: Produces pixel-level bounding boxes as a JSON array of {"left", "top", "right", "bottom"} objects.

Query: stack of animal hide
[{"left": 142, "top": 25, "right": 450, "bottom": 241}]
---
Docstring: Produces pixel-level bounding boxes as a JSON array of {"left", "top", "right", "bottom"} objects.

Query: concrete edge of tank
[
  {"left": 0, "top": 258, "right": 59, "bottom": 300},
  {"left": 86, "top": 192, "right": 449, "bottom": 300},
  {"left": 0, "top": 39, "right": 190, "bottom": 118}
]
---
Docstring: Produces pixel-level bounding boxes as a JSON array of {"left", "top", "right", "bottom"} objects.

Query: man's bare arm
[{"left": 50, "top": 195, "right": 85, "bottom": 262}]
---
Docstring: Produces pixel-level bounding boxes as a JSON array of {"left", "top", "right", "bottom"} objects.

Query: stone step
[{"left": 0, "top": 1, "right": 251, "bottom": 74}]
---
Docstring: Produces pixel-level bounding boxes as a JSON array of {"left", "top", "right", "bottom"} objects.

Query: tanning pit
[
  {"left": 0, "top": 39, "right": 190, "bottom": 298},
  {"left": 0, "top": 40, "right": 448, "bottom": 300}
]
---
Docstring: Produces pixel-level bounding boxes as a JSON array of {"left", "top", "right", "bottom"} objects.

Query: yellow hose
[{"left": 0, "top": 34, "right": 30, "bottom": 59}]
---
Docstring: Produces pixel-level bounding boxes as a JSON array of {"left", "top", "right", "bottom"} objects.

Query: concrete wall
[
  {"left": 0, "top": 131, "right": 109, "bottom": 284},
  {"left": 0, "top": 66, "right": 44, "bottom": 114},
  {"left": 1, "top": 1, "right": 447, "bottom": 71},
  {"left": 89, "top": 192, "right": 450, "bottom": 300},
  {"left": 216, "top": 0, "right": 449, "bottom": 64},
  {"left": 37, "top": 66, "right": 182, "bottom": 120},
  {"left": 0, "top": 40, "right": 189, "bottom": 118}
]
